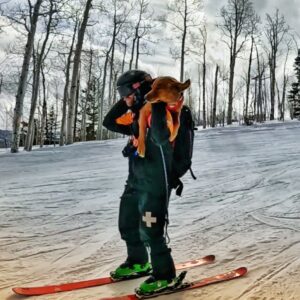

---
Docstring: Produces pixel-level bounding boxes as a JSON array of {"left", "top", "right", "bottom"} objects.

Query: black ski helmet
[{"left": 116, "top": 70, "right": 152, "bottom": 98}]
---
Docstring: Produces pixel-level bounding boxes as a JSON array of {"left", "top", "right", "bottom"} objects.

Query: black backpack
[{"left": 171, "top": 105, "right": 197, "bottom": 196}]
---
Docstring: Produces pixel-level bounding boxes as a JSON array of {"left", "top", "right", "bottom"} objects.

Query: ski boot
[
  {"left": 110, "top": 261, "right": 152, "bottom": 281},
  {"left": 135, "top": 271, "right": 188, "bottom": 298}
]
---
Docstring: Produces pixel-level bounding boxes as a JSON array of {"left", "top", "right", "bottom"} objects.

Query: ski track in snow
[{"left": 1, "top": 121, "right": 300, "bottom": 299}]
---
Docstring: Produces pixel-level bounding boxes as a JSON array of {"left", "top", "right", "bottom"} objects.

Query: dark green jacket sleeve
[
  {"left": 103, "top": 99, "right": 132, "bottom": 135},
  {"left": 150, "top": 102, "right": 170, "bottom": 145}
]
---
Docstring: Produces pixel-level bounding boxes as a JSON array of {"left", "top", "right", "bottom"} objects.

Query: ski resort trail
[{"left": 1, "top": 121, "right": 300, "bottom": 299}]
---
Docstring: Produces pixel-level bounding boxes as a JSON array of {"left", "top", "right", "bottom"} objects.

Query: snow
[{"left": 0, "top": 121, "right": 300, "bottom": 300}]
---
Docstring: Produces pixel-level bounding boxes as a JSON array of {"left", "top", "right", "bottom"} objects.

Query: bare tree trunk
[
  {"left": 30, "top": 119, "right": 36, "bottom": 148},
  {"left": 258, "top": 70, "right": 264, "bottom": 122},
  {"left": 25, "top": 1, "right": 55, "bottom": 151},
  {"left": 11, "top": 0, "right": 43, "bottom": 153},
  {"left": 202, "top": 61, "right": 206, "bottom": 129},
  {"left": 212, "top": 64, "right": 219, "bottom": 127},
  {"left": 187, "top": 79, "right": 193, "bottom": 109},
  {"left": 210, "top": 83, "right": 214, "bottom": 126},
  {"left": 280, "top": 48, "right": 290, "bottom": 121},
  {"left": 256, "top": 44, "right": 261, "bottom": 122},
  {"left": 263, "top": 75, "right": 268, "bottom": 121},
  {"left": 113, "top": 70, "right": 118, "bottom": 104},
  {"left": 129, "top": 36, "right": 136, "bottom": 71},
  {"left": 245, "top": 36, "right": 254, "bottom": 120},
  {"left": 197, "top": 64, "right": 201, "bottom": 125},
  {"left": 121, "top": 38, "right": 129, "bottom": 73},
  {"left": 258, "top": 79, "right": 262, "bottom": 122},
  {"left": 258, "top": 78, "right": 263, "bottom": 122},
  {"left": 219, "top": 0, "right": 258, "bottom": 125},
  {"left": 0, "top": 73, "right": 3, "bottom": 94},
  {"left": 254, "top": 78, "right": 257, "bottom": 120},
  {"left": 129, "top": 29, "right": 138, "bottom": 71},
  {"left": 97, "top": 66, "right": 108, "bottom": 140},
  {"left": 73, "top": 71, "right": 81, "bottom": 141},
  {"left": 180, "top": 0, "right": 187, "bottom": 82},
  {"left": 276, "top": 80, "right": 281, "bottom": 120},
  {"left": 107, "top": 2, "right": 128, "bottom": 105},
  {"left": 39, "top": 66, "right": 47, "bottom": 148},
  {"left": 81, "top": 100, "right": 87, "bottom": 141},
  {"left": 60, "top": 20, "right": 78, "bottom": 146},
  {"left": 36, "top": 84, "right": 42, "bottom": 145},
  {"left": 108, "top": 12, "right": 117, "bottom": 104},
  {"left": 67, "top": 0, "right": 93, "bottom": 145},
  {"left": 269, "top": 54, "right": 276, "bottom": 120},
  {"left": 257, "top": 64, "right": 264, "bottom": 123},
  {"left": 265, "top": 9, "right": 289, "bottom": 120},
  {"left": 281, "top": 75, "right": 288, "bottom": 121},
  {"left": 135, "top": 36, "right": 140, "bottom": 69},
  {"left": 227, "top": 44, "right": 236, "bottom": 125},
  {"left": 82, "top": 49, "right": 93, "bottom": 141},
  {"left": 129, "top": 2, "right": 143, "bottom": 70},
  {"left": 94, "top": 75, "right": 101, "bottom": 135},
  {"left": 54, "top": 86, "right": 59, "bottom": 147},
  {"left": 97, "top": 47, "right": 111, "bottom": 140}
]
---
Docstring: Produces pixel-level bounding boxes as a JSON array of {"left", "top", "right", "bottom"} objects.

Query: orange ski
[
  {"left": 12, "top": 255, "right": 215, "bottom": 296},
  {"left": 99, "top": 267, "right": 248, "bottom": 300}
]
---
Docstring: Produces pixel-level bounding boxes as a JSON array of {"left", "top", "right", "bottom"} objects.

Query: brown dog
[{"left": 137, "top": 76, "right": 191, "bottom": 157}]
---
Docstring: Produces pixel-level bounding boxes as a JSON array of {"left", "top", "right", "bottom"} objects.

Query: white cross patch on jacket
[{"left": 142, "top": 212, "right": 157, "bottom": 228}]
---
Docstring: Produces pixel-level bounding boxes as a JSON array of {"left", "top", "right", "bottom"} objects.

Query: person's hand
[{"left": 123, "top": 93, "right": 135, "bottom": 107}]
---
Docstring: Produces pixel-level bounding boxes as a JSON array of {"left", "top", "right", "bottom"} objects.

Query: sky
[
  {"left": 143, "top": 0, "right": 300, "bottom": 77},
  {"left": 1, "top": 120, "right": 300, "bottom": 299},
  {"left": 136, "top": 0, "right": 300, "bottom": 124}
]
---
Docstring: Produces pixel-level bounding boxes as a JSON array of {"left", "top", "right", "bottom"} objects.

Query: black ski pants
[{"left": 118, "top": 183, "right": 176, "bottom": 280}]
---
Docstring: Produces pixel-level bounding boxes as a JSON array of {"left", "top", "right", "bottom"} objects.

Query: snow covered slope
[{"left": 0, "top": 121, "right": 300, "bottom": 300}]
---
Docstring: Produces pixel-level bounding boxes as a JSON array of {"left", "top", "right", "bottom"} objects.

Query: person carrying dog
[{"left": 103, "top": 70, "right": 187, "bottom": 295}]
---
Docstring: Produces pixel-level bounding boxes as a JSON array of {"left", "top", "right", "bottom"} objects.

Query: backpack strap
[
  {"left": 176, "top": 178, "right": 183, "bottom": 197},
  {"left": 189, "top": 167, "right": 197, "bottom": 180},
  {"left": 172, "top": 168, "right": 197, "bottom": 196},
  {"left": 171, "top": 176, "right": 183, "bottom": 196}
]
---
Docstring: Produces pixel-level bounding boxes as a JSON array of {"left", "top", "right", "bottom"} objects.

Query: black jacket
[{"left": 103, "top": 100, "right": 173, "bottom": 197}]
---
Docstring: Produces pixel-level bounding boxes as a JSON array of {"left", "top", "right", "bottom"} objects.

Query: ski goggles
[{"left": 117, "top": 84, "right": 135, "bottom": 98}]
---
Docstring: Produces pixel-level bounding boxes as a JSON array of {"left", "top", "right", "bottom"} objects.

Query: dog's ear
[{"left": 179, "top": 79, "right": 191, "bottom": 91}]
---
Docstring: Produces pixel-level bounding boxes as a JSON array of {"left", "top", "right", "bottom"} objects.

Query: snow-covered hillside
[{"left": 0, "top": 121, "right": 300, "bottom": 300}]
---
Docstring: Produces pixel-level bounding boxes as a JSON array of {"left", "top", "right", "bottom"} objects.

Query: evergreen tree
[
  {"left": 46, "top": 105, "right": 58, "bottom": 145},
  {"left": 288, "top": 49, "right": 300, "bottom": 119}
]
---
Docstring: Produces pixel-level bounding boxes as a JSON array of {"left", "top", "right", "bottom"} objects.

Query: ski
[
  {"left": 12, "top": 255, "right": 215, "bottom": 296},
  {"left": 99, "top": 267, "right": 247, "bottom": 300}
]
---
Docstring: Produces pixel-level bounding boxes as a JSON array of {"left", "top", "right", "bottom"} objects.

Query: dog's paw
[
  {"left": 137, "top": 145, "right": 146, "bottom": 158},
  {"left": 169, "top": 132, "right": 178, "bottom": 142}
]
